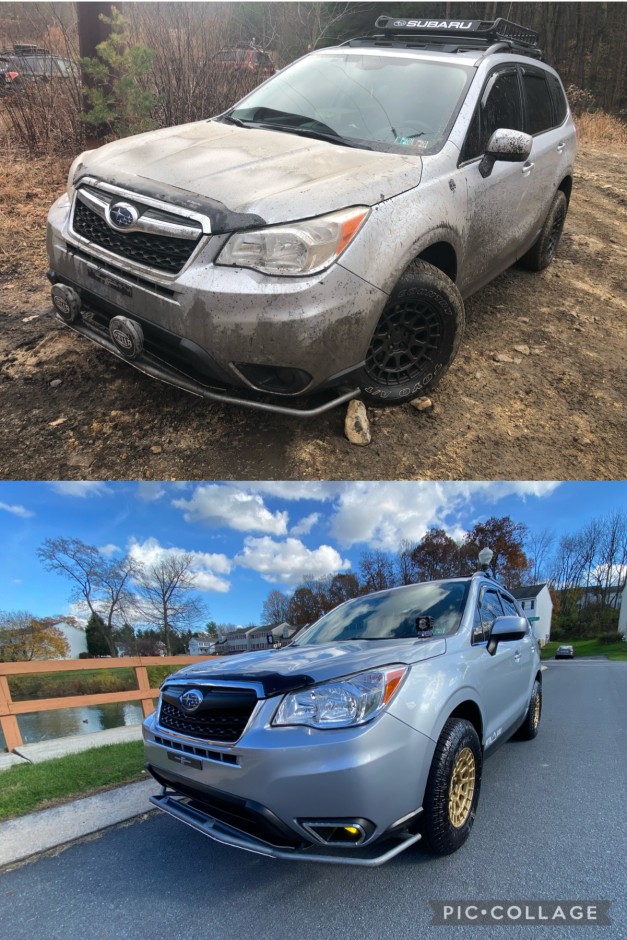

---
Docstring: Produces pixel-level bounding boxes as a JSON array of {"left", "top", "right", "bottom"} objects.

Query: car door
[
  {"left": 458, "top": 66, "right": 535, "bottom": 296},
  {"left": 500, "top": 590, "right": 536, "bottom": 715},
  {"left": 473, "top": 585, "right": 528, "bottom": 747},
  {"left": 515, "top": 65, "right": 571, "bottom": 256}
]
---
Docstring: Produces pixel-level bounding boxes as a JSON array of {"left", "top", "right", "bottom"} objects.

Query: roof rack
[{"left": 342, "top": 16, "right": 543, "bottom": 60}]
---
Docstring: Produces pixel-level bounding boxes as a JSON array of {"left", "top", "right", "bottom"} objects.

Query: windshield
[
  {"left": 227, "top": 51, "right": 472, "bottom": 155},
  {"left": 295, "top": 581, "right": 470, "bottom": 646}
]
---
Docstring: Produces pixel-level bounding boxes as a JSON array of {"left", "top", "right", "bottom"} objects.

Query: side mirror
[
  {"left": 486, "top": 615, "right": 527, "bottom": 656},
  {"left": 479, "top": 129, "right": 533, "bottom": 179}
]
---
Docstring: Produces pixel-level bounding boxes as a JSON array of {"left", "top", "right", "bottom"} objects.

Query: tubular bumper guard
[{"left": 150, "top": 789, "right": 423, "bottom": 867}]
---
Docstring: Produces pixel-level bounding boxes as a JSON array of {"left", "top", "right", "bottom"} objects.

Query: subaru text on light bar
[{"left": 47, "top": 14, "right": 575, "bottom": 417}]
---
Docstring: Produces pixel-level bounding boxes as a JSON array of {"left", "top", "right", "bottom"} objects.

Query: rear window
[
  {"left": 522, "top": 69, "right": 554, "bottom": 135},
  {"left": 547, "top": 72, "right": 568, "bottom": 124}
]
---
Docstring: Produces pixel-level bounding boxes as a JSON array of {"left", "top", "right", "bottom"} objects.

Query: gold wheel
[
  {"left": 448, "top": 747, "right": 476, "bottom": 828},
  {"left": 533, "top": 692, "right": 541, "bottom": 729}
]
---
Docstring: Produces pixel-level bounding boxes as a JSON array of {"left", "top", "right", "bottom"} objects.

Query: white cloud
[
  {"left": 127, "top": 537, "right": 231, "bottom": 593},
  {"left": 137, "top": 482, "right": 166, "bottom": 502},
  {"left": 99, "top": 544, "right": 121, "bottom": 557},
  {"left": 290, "top": 513, "right": 320, "bottom": 537},
  {"left": 329, "top": 482, "right": 562, "bottom": 551},
  {"left": 246, "top": 482, "right": 339, "bottom": 502},
  {"left": 235, "top": 536, "right": 350, "bottom": 585},
  {"left": 0, "top": 501, "right": 34, "bottom": 519},
  {"left": 173, "top": 484, "right": 288, "bottom": 535},
  {"left": 50, "top": 482, "right": 109, "bottom": 498}
]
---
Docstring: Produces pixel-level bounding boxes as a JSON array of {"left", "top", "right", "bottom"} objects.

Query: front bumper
[
  {"left": 47, "top": 191, "right": 388, "bottom": 415},
  {"left": 143, "top": 705, "right": 435, "bottom": 864},
  {"left": 149, "top": 787, "right": 423, "bottom": 867}
]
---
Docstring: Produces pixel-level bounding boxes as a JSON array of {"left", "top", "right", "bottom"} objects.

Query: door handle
[
  {"left": 514, "top": 651, "right": 521, "bottom": 662},
  {"left": 522, "top": 162, "right": 535, "bottom": 174},
  {"left": 557, "top": 142, "right": 565, "bottom": 152}
]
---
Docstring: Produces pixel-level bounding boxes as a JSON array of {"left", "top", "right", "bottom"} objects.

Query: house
[
  {"left": 188, "top": 634, "right": 218, "bottom": 656},
  {"left": 212, "top": 622, "right": 300, "bottom": 656},
  {"left": 510, "top": 583, "right": 553, "bottom": 645},
  {"left": 53, "top": 621, "right": 88, "bottom": 658}
]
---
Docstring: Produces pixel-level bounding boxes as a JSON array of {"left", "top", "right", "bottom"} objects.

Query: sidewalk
[{"left": 0, "top": 777, "right": 158, "bottom": 867}]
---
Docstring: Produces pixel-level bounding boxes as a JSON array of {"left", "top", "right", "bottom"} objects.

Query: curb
[{"left": 0, "top": 777, "right": 158, "bottom": 868}]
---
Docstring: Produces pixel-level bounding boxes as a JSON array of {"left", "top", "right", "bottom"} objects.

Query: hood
[
  {"left": 173, "top": 637, "right": 446, "bottom": 697},
  {"left": 76, "top": 119, "right": 423, "bottom": 231}
]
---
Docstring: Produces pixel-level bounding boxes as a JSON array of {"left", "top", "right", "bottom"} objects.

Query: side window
[
  {"left": 478, "top": 588, "right": 504, "bottom": 638},
  {"left": 522, "top": 69, "right": 554, "bottom": 134},
  {"left": 500, "top": 594, "right": 520, "bottom": 617},
  {"left": 461, "top": 69, "right": 524, "bottom": 163},
  {"left": 472, "top": 603, "right": 484, "bottom": 643},
  {"left": 547, "top": 73, "right": 568, "bottom": 125}
]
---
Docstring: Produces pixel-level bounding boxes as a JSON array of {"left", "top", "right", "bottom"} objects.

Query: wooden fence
[{"left": 0, "top": 655, "right": 212, "bottom": 752}]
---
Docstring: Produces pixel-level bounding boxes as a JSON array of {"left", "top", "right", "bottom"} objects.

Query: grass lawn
[
  {"left": 541, "top": 639, "right": 627, "bottom": 661},
  {"left": 0, "top": 740, "right": 146, "bottom": 820}
]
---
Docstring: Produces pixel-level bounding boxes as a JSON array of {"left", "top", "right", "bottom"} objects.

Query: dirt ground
[{"left": 0, "top": 145, "right": 625, "bottom": 482}]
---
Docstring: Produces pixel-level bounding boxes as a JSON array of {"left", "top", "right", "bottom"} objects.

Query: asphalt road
[{"left": 1, "top": 662, "right": 625, "bottom": 940}]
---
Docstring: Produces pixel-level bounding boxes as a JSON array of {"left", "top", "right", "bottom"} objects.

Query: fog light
[{"left": 299, "top": 818, "right": 374, "bottom": 846}]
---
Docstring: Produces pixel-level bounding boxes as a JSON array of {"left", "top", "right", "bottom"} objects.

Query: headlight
[
  {"left": 66, "top": 150, "right": 94, "bottom": 199},
  {"left": 272, "top": 665, "right": 408, "bottom": 729},
  {"left": 216, "top": 206, "right": 369, "bottom": 276}
]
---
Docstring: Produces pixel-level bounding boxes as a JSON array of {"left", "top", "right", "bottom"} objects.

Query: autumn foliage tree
[{"left": 0, "top": 612, "right": 70, "bottom": 662}]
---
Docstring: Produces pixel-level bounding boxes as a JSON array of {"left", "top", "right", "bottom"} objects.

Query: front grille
[
  {"left": 158, "top": 699, "right": 255, "bottom": 743},
  {"left": 72, "top": 200, "right": 201, "bottom": 274}
]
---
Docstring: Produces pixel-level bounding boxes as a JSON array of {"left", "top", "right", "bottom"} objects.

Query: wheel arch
[
  {"left": 558, "top": 175, "right": 573, "bottom": 205},
  {"left": 416, "top": 241, "right": 458, "bottom": 283},
  {"left": 430, "top": 693, "right": 484, "bottom": 749}
]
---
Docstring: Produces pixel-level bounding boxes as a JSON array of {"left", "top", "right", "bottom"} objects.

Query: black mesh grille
[
  {"left": 158, "top": 699, "right": 254, "bottom": 743},
  {"left": 72, "top": 200, "right": 201, "bottom": 274}
]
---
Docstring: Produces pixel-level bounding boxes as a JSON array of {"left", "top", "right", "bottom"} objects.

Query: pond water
[{"left": 0, "top": 701, "right": 145, "bottom": 750}]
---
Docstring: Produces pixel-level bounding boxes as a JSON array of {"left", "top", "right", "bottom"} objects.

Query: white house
[
  {"left": 54, "top": 621, "right": 88, "bottom": 658},
  {"left": 202, "top": 622, "right": 300, "bottom": 656},
  {"left": 189, "top": 635, "right": 218, "bottom": 656},
  {"left": 618, "top": 586, "right": 627, "bottom": 639},
  {"left": 510, "top": 584, "right": 553, "bottom": 645}
]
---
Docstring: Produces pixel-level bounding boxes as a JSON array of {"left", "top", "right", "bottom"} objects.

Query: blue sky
[{"left": 0, "top": 481, "right": 625, "bottom": 627}]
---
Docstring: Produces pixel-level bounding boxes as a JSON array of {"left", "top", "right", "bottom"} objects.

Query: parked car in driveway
[
  {"left": 555, "top": 644, "right": 574, "bottom": 659},
  {"left": 143, "top": 560, "right": 542, "bottom": 866},
  {"left": 47, "top": 15, "right": 575, "bottom": 417}
]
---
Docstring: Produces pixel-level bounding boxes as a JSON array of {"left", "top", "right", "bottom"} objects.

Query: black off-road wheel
[
  {"left": 422, "top": 718, "right": 482, "bottom": 856},
  {"left": 356, "top": 260, "right": 464, "bottom": 406},
  {"left": 516, "top": 679, "right": 542, "bottom": 741},
  {"left": 519, "top": 190, "right": 568, "bottom": 271}
]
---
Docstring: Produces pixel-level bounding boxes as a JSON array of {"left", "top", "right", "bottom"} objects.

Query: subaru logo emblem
[
  {"left": 180, "top": 689, "right": 204, "bottom": 713},
  {"left": 109, "top": 202, "right": 138, "bottom": 230}
]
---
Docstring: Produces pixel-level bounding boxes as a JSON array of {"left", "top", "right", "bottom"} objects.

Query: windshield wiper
[{"left": 217, "top": 113, "right": 247, "bottom": 128}]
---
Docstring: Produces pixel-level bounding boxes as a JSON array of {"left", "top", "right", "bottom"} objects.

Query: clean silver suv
[
  {"left": 47, "top": 17, "right": 576, "bottom": 416},
  {"left": 143, "top": 566, "right": 542, "bottom": 866}
]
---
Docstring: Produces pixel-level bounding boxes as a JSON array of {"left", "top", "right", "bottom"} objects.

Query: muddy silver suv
[
  {"left": 143, "top": 567, "right": 542, "bottom": 866},
  {"left": 47, "top": 17, "right": 575, "bottom": 416}
]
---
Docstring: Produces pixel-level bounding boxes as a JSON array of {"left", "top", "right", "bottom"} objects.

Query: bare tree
[
  {"left": 359, "top": 550, "right": 396, "bottom": 593},
  {"left": 134, "top": 552, "right": 207, "bottom": 655},
  {"left": 37, "top": 538, "right": 137, "bottom": 656},
  {"left": 525, "top": 528, "right": 555, "bottom": 583},
  {"left": 261, "top": 589, "right": 291, "bottom": 625}
]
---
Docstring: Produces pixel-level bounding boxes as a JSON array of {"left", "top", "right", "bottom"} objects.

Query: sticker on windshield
[{"left": 395, "top": 136, "right": 429, "bottom": 150}]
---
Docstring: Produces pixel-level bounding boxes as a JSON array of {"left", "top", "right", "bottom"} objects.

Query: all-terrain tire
[
  {"left": 422, "top": 717, "right": 482, "bottom": 856},
  {"left": 519, "top": 190, "right": 568, "bottom": 271},
  {"left": 516, "top": 679, "right": 542, "bottom": 741},
  {"left": 356, "top": 260, "right": 464, "bottom": 406}
]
